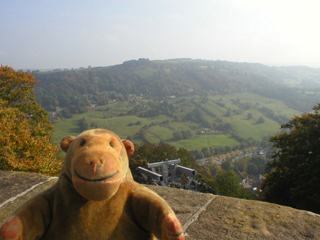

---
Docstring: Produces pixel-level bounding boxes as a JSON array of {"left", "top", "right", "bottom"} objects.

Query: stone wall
[{"left": 1, "top": 171, "right": 320, "bottom": 239}]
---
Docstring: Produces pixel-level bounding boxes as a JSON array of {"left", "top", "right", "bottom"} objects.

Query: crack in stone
[
  {"left": 182, "top": 195, "right": 218, "bottom": 233},
  {"left": 0, "top": 177, "right": 58, "bottom": 209}
]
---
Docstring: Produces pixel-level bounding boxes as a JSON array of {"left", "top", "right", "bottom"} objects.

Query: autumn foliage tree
[
  {"left": 261, "top": 104, "right": 320, "bottom": 213},
  {"left": 0, "top": 66, "right": 62, "bottom": 175}
]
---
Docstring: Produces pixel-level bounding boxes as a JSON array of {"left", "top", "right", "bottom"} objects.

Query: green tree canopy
[
  {"left": 130, "top": 142, "right": 194, "bottom": 168},
  {"left": 0, "top": 66, "right": 62, "bottom": 175},
  {"left": 129, "top": 142, "right": 195, "bottom": 178},
  {"left": 261, "top": 104, "right": 320, "bottom": 213},
  {"left": 214, "top": 170, "right": 252, "bottom": 199}
]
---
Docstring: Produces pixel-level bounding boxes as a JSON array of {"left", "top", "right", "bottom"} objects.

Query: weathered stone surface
[
  {"left": 147, "top": 185, "right": 215, "bottom": 225},
  {"left": 0, "top": 171, "right": 48, "bottom": 203},
  {"left": 0, "top": 171, "right": 58, "bottom": 225},
  {"left": 1, "top": 171, "right": 320, "bottom": 239},
  {"left": 185, "top": 196, "right": 320, "bottom": 239}
]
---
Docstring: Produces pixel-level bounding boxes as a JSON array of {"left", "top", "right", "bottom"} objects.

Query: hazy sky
[{"left": 1, "top": 0, "right": 320, "bottom": 69}]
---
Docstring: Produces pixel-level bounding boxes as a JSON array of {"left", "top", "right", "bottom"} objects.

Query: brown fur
[{"left": 0, "top": 129, "right": 184, "bottom": 240}]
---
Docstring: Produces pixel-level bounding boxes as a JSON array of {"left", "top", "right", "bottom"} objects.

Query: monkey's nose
[
  {"left": 89, "top": 159, "right": 103, "bottom": 176},
  {"left": 90, "top": 159, "right": 103, "bottom": 166}
]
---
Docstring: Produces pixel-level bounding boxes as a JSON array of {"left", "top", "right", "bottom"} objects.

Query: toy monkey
[{"left": 0, "top": 129, "right": 184, "bottom": 240}]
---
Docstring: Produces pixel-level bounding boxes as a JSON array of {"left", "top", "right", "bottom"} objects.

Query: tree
[
  {"left": 209, "top": 162, "right": 221, "bottom": 176},
  {"left": 131, "top": 142, "right": 194, "bottom": 168},
  {"left": 247, "top": 163, "right": 258, "bottom": 175},
  {"left": 79, "top": 117, "right": 89, "bottom": 131},
  {"left": 1, "top": 67, "right": 36, "bottom": 106},
  {"left": 221, "top": 159, "right": 233, "bottom": 171},
  {"left": 224, "top": 109, "right": 231, "bottom": 117},
  {"left": 0, "top": 66, "right": 62, "bottom": 175},
  {"left": 247, "top": 112, "right": 253, "bottom": 120},
  {"left": 261, "top": 104, "right": 320, "bottom": 213},
  {"left": 214, "top": 170, "right": 252, "bottom": 199},
  {"left": 129, "top": 142, "right": 195, "bottom": 180},
  {"left": 256, "top": 116, "right": 265, "bottom": 124},
  {"left": 172, "top": 131, "right": 183, "bottom": 140},
  {"left": 249, "top": 156, "right": 266, "bottom": 174}
]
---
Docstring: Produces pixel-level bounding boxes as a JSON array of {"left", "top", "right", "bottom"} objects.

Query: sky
[{"left": 1, "top": 0, "right": 320, "bottom": 69}]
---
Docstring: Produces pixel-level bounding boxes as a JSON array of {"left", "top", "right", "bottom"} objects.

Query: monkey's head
[{"left": 60, "top": 129, "right": 134, "bottom": 201}]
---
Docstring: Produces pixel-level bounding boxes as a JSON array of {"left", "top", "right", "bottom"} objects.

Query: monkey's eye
[
  {"left": 80, "top": 140, "right": 86, "bottom": 147},
  {"left": 110, "top": 142, "right": 114, "bottom": 148}
]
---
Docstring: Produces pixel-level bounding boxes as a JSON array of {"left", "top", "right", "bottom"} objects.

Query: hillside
[
  {"left": 276, "top": 66, "right": 320, "bottom": 87},
  {"left": 32, "top": 59, "right": 320, "bottom": 153},
  {"left": 52, "top": 92, "right": 300, "bottom": 153},
  {"left": 34, "top": 59, "right": 320, "bottom": 113}
]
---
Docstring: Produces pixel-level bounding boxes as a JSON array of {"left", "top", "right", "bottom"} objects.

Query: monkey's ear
[
  {"left": 122, "top": 140, "right": 134, "bottom": 157},
  {"left": 60, "top": 136, "right": 76, "bottom": 153}
]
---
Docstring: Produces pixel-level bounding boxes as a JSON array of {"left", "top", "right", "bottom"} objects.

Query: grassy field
[
  {"left": 170, "top": 134, "right": 239, "bottom": 151},
  {"left": 53, "top": 92, "right": 301, "bottom": 151}
]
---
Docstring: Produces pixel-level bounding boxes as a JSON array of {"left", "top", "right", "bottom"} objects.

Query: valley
[
  {"left": 32, "top": 58, "right": 320, "bottom": 158},
  {"left": 52, "top": 92, "right": 301, "bottom": 153}
]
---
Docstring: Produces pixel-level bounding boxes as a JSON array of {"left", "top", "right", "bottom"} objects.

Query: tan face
[{"left": 61, "top": 129, "right": 134, "bottom": 201}]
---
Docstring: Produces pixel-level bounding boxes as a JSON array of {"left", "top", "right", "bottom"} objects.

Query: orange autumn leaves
[{"left": 0, "top": 66, "right": 62, "bottom": 176}]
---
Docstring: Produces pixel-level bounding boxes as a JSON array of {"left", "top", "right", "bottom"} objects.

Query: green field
[
  {"left": 170, "top": 134, "right": 239, "bottom": 151},
  {"left": 53, "top": 92, "right": 301, "bottom": 151}
]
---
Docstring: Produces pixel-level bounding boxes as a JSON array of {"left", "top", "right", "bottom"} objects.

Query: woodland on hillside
[{"left": 34, "top": 59, "right": 320, "bottom": 116}]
